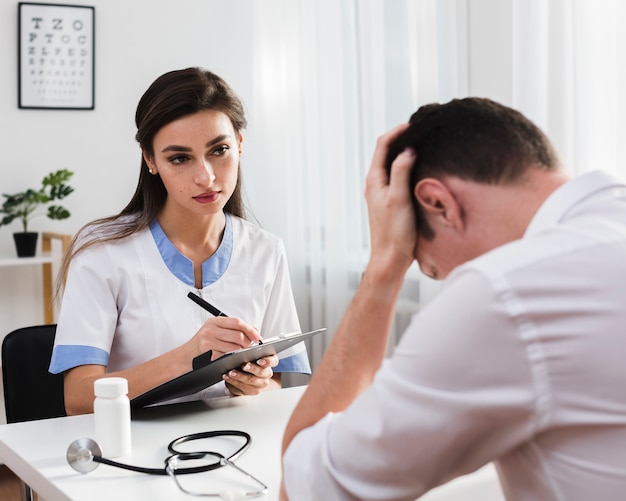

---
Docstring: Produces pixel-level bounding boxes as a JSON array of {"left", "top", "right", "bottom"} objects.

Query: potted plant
[{"left": 0, "top": 169, "right": 74, "bottom": 257}]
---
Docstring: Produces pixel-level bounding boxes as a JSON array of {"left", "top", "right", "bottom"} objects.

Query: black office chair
[
  {"left": 2, "top": 324, "right": 66, "bottom": 424},
  {"left": 2, "top": 324, "right": 66, "bottom": 501}
]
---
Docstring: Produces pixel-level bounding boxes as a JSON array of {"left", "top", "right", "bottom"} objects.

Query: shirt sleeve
[
  {"left": 274, "top": 350, "right": 311, "bottom": 374},
  {"left": 283, "top": 270, "right": 540, "bottom": 500},
  {"left": 49, "top": 242, "right": 120, "bottom": 373}
]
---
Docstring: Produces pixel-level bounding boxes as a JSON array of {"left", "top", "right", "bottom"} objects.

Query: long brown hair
[{"left": 56, "top": 68, "right": 249, "bottom": 296}]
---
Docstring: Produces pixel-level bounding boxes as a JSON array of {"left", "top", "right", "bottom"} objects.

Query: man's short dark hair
[{"left": 386, "top": 97, "right": 560, "bottom": 239}]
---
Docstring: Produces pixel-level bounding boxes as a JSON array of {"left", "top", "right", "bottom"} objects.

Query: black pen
[{"left": 187, "top": 291, "right": 228, "bottom": 317}]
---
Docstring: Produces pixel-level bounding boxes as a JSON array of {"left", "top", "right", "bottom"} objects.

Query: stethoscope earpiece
[{"left": 66, "top": 438, "right": 102, "bottom": 473}]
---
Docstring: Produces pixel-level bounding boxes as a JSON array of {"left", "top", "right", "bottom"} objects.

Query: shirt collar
[
  {"left": 525, "top": 170, "right": 625, "bottom": 237},
  {"left": 149, "top": 214, "right": 233, "bottom": 288}
]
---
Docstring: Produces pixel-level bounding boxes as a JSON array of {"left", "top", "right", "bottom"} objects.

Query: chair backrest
[{"left": 1, "top": 324, "right": 66, "bottom": 423}]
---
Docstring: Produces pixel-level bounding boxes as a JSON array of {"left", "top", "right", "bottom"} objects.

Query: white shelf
[{"left": 0, "top": 255, "right": 54, "bottom": 267}]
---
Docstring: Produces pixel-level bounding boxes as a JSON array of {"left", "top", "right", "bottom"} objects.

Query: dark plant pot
[{"left": 13, "top": 232, "right": 39, "bottom": 257}]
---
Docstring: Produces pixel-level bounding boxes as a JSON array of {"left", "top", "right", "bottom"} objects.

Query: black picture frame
[{"left": 18, "top": 2, "right": 95, "bottom": 110}]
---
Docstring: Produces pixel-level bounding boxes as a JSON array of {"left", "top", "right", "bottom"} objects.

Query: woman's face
[{"left": 144, "top": 109, "right": 242, "bottom": 220}]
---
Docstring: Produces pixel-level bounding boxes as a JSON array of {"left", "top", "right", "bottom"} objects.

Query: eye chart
[{"left": 18, "top": 3, "right": 95, "bottom": 109}]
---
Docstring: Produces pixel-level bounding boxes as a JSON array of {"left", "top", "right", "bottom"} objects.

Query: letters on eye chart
[{"left": 18, "top": 3, "right": 95, "bottom": 109}]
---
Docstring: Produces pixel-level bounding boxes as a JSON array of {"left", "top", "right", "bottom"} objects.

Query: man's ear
[{"left": 414, "top": 178, "right": 464, "bottom": 231}]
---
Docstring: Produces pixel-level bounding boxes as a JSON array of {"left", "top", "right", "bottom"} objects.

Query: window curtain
[
  {"left": 511, "top": 0, "right": 625, "bottom": 178},
  {"left": 245, "top": 0, "right": 624, "bottom": 372},
  {"left": 247, "top": 0, "right": 463, "bottom": 370}
]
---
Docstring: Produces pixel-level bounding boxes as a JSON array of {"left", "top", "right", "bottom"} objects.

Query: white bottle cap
[{"left": 94, "top": 377, "right": 128, "bottom": 398}]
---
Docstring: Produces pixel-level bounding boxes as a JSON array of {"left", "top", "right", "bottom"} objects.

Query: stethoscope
[{"left": 66, "top": 430, "right": 268, "bottom": 499}]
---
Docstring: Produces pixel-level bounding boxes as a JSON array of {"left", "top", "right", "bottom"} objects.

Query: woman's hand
[
  {"left": 188, "top": 317, "right": 280, "bottom": 396},
  {"left": 188, "top": 317, "right": 281, "bottom": 396},
  {"left": 223, "top": 355, "right": 280, "bottom": 396},
  {"left": 191, "top": 316, "right": 262, "bottom": 361}
]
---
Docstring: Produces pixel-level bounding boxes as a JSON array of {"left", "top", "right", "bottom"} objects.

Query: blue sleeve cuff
[
  {"left": 49, "top": 345, "right": 109, "bottom": 374},
  {"left": 274, "top": 351, "right": 311, "bottom": 374}
]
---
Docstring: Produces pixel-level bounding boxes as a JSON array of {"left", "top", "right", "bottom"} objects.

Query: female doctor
[{"left": 49, "top": 67, "right": 310, "bottom": 415}]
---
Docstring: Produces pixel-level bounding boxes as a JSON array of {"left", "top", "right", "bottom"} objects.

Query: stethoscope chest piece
[{"left": 67, "top": 438, "right": 102, "bottom": 473}]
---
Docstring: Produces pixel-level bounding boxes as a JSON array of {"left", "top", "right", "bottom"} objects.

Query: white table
[
  {"left": 0, "top": 386, "right": 305, "bottom": 501},
  {"left": 0, "top": 385, "right": 505, "bottom": 501}
]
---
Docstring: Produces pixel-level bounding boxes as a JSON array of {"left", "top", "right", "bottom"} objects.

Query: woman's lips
[{"left": 193, "top": 192, "right": 220, "bottom": 204}]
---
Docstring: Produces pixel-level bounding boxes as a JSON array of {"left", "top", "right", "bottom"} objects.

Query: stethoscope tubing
[{"left": 67, "top": 429, "right": 252, "bottom": 476}]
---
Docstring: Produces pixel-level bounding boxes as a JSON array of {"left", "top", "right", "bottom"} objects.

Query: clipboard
[{"left": 131, "top": 328, "right": 326, "bottom": 408}]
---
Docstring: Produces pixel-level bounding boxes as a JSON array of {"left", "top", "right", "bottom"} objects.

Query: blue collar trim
[{"left": 149, "top": 214, "right": 233, "bottom": 287}]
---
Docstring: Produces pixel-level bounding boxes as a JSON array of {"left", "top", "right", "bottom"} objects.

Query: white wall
[
  {"left": 0, "top": 0, "right": 520, "bottom": 340},
  {"left": 0, "top": 0, "right": 261, "bottom": 335}
]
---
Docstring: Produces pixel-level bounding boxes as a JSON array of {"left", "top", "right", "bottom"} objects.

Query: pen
[{"left": 187, "top": 291, "right": 228, "bottom": 317}]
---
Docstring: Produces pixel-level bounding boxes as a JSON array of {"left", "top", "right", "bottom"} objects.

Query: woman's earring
[{"left": 148, "top": 168, "right": 154, "bottom": 174}]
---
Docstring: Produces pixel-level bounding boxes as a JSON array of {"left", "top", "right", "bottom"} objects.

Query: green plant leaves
[
  {"left": 47, "top": 205, "right": 71, "bottom": 220},
  {"left": 1, "top": 214, "right": 17, "bottom": 226},
  {"left": 49, "top": 183, "right": 74, "bottom": 200},
  {"left": 0, "top": 169, "right": 75, "bottom": 232},
  {"left": 43, "top": 169, "right": 73, "bottom": 186}
]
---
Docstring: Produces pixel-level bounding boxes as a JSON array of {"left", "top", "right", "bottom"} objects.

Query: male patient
[{"left": 281, "top": 97, "right": 626, "bottom": 500}]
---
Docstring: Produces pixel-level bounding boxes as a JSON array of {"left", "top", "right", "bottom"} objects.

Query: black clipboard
[{"left": 131, "top": 328, "right": 326, "bottom": 408}]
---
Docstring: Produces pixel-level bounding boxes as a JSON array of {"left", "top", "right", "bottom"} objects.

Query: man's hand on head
[{"left": 365, "top": 124, "right": 418, "bottom": 277}]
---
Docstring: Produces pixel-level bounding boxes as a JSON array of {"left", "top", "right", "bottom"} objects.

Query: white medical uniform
[
  {"left": 283, "top": 171, "right": 626, "bottom": 501},
  {"left": 50, "top": 213, "right": 310, "bottom": 398}
]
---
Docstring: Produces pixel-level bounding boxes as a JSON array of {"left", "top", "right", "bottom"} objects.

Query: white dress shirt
[{"left": 283, "top": 171, "right": 626, "bottom": 501}]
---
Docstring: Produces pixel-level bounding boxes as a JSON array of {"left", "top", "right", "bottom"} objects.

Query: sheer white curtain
[
  {"left": 248, "top": 0, "right": 366, "bottom": 369},
  {"left": 244, "top": 0, "right": 624, "bottom": 372},
  {"left": 511, "top": 0, "right": 625, "bottom": 177},
  {"left": 246, "top": 0, "right": 463, "bottom": 369}
]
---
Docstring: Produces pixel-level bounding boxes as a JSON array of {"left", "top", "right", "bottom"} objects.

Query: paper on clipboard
[{"left": 131, "top": 328, "right": 326, "bottom": 408}]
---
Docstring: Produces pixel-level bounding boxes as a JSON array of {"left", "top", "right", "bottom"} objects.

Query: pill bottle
[{"left": 94, "top": 377, "right": 132, "bottom": 458}]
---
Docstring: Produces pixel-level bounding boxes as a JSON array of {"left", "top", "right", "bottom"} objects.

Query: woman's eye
[
  {"left": 213, "top": 145, "right": 230, "bottom": 156},
  {"left": 168, "top": 154, "right": 188, "bottom": 165}
]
